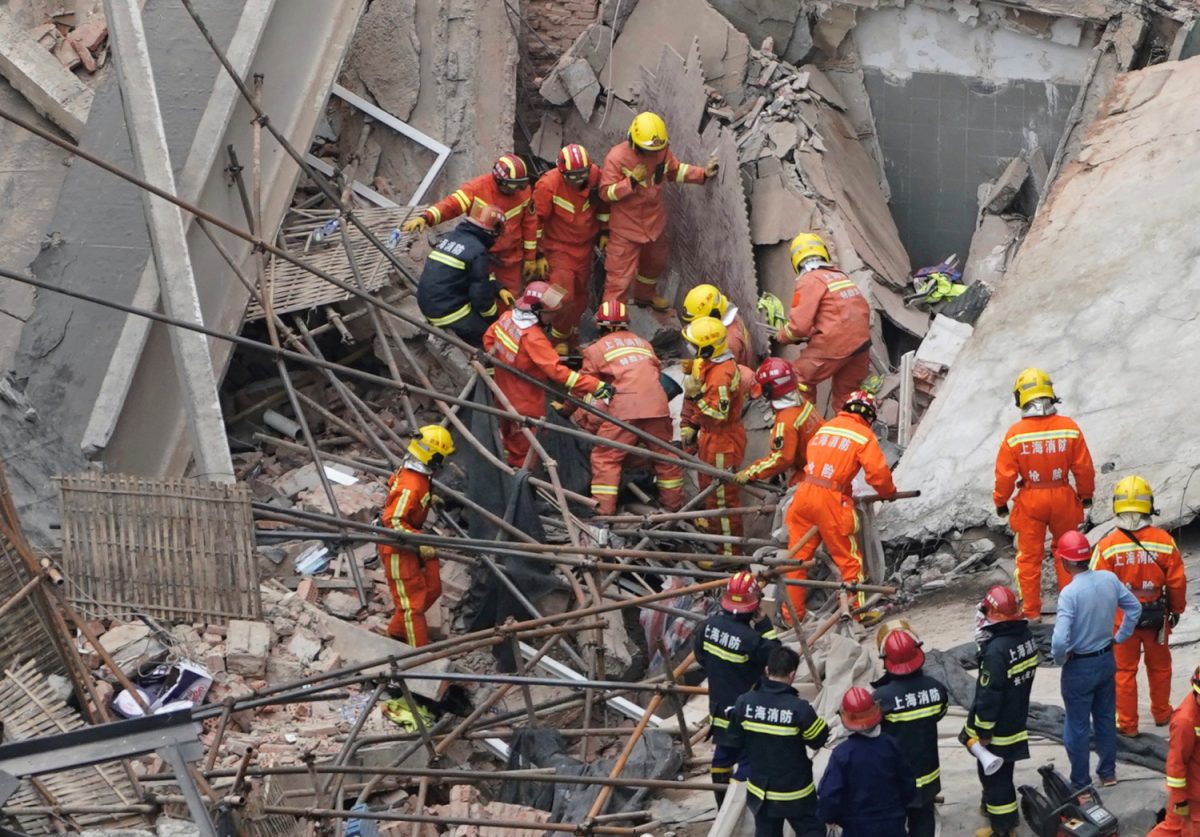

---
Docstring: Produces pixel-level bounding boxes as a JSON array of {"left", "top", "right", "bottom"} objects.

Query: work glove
[
  {"left": 534, "top": 256, "right": 550, "bottom": 279},
  {"left": 594, "top": 382, "right": 616, "bottom": 401},
  {"left": 498, "top": 288, "right": 516, "bottom": 308},
  {"left": 679, "top": 426, "right": 697, "bottom": 447},
  {"left": 418, "top": 545, "right": 436, "bottom": 561},
  {"left": 597, "top": 233, "right": 609, "bottom": 252},
  {"left": 679, "top": 359, "right": 693, "bottom": 374},
  {"left": 1079, "top": 498, "right": 1095, "bottom": 532},
  {"left": 733, "top": 469, "right": 751, "bottom": 485},
  {"left": 995, "top": 504, "right": 1009, "bottom": 518},
  {"left": 1170, "top": 612, "right": 1182, "bottom": 628},
  {"left": 682, "top": 376, "right": 703, "bottom": 399},
  {"left": 628, "top": 163, "right": 648, "bottom": 187},
  {"left": 1175, "top": 802, "right": 1190, "bottom": 817},
  {"left": 401, "top": 216, "right": 428, "bottom": 234},
  {"left": 704, "top": 155, "right": 720, "bottom": 178},
  {"left": 522, "top": 259, "right": 540, "bottom": 281},
  {"left": 652, "top": 162, "right": 667, "bottom": 184}
]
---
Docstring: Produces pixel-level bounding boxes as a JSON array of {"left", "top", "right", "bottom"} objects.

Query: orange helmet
[
  {"left": 466, "top": 202, "right": 505, "bottom": 235},
  {"left": 595, "top": 300, "right": 628, "bottom": 327},
  {"left": 1054, "top": 530, "right": 1091, "bottom": 565},
  {"left": 492, "top": 153, "right": 530, "bottom": 188},
  {"left": 720, "top": 571, "right": 761, "bottom": 615},
  {"left": 880, "top": 629, "right": 925, "bottom": 676},
  {"left": 981, "top": 585, "right": 1022, "bottom": 622},
  {"left": 840, "top": 687, "right": 882, "bottom": 731}
]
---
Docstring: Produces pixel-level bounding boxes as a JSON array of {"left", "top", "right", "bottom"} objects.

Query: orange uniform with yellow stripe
[
  {"left": 1092, "top": 526, "right": 1187, "bottom": 735},
  {"left": 580, "top": 330, "right": 681, "bottom": 513},
  {"left": 484, "top": 310, "right": 604, "bottom": 466},
  {"left": 993, "top": 414, "right": 1094, "bottom": 619},
  {"left": 599, "top": 141, "right": 706, "bottom": 305},
  {"left": 421, "top": 173, "right": 536, "bottom": 296},
  {"left": 533, "top": 166, "right": 609, "bottom": 345},
  {"left": 784, "top": 412, "right": 896, "bottom": 621},
  {"left": 1149, "top": 691, "right": 1200, "bottom": 836},
  {"left": 686, "top": 356, "right": 747, "bottom": 557},
  {"left": 378, "top": 466, "right": 441, "bottom": 646},
  {"left": 740, "top": 398, "right": 822, "bottom": 485}
]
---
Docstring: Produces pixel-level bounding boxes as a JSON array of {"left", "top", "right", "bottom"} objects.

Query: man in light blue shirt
[{"left": 1050, "top": 530, "right": 1142, "bottom": 790}]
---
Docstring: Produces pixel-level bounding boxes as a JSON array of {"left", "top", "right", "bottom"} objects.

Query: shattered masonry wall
[
  {"left": 525, "top": 0, "right": 601, "bottom": 76},
  {"left": 879, "top": 56, "right": 1200, "bottom": 542}
]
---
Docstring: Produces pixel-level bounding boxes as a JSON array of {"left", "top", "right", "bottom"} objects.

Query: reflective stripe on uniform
[
  {"left": 916, "top": 767, "right": 940, "bottom": 788},
  {"left": 795, "top": 402, "right": 814, "bottom": 425},
  {"left": 746, "top": 781, "right": 815, "bottom": 802},
  {"left": 742, "top": 720, "right": 799, "bottom": 736},
  {"left": 825, "top": 279, "right": 857, "bottom": 293},
  {"left": 552, "top": 195, "right": 576, "bottom": 213},
  {"left": 427, "top": 302, "right": 472, "bottom": 326},
  {"left": 702, "top": 641, "right": 748, "bottom": 664},
  {"left": 973, "top": 718, "right": 996, "bottom": 730},
  {"left": 802, "top": 717, "right": 826, "bottom": 740},
  {"left": 428, "top": 250, "right": 467, "bottom": 270},
  {"left": 451, "top": 190, "right": 470, "bottom": 212},
  {"left": 636, "top": 274, "right": 658, "bottom": 285},
  {"left": 656, "top": 477, "right": 684, "bottom": 489},
  {"left": 493, "top": 328, "right": 520, "bottom": 354},
  {"left": 710, "top": 715, "right": 730, "bottom": 729},
  {"left": 1006, "top": 429, "right": 1081, "bottom": 446},
  {"left": 390, "top": 489, "right": 411, "bottom": 531},
  {"left": 817, "top": 426, "right": 868, "bottom": 446},
  {"left": 884, "top": 704, "right": 944, "bottom": 723},
  {"left": 987, "top": 801, "right": 1019, "bottom": 815},
  {"left": 1101, "top": 540, "right": 1176, "bottom": 559},
  {"left": 602, "top": 346, "right": 655, "bottom": 362},
  {"left": 989, "top": 730, "right": 1029, "bottom": 746},
  {"left": 479, "top": 303, "right": 497, "bottom": 317},
  {"left": 591, "top": 484, "right": 620, "bottom": 495},
  {"left": 1168, "top": 776, "right": 1188, "bottom": 788},
  {"left": 427, "top": 207, "right": 443, "bottom": 224},
  {"left": 676, "top": 163, "right": 690, "bottom": 183},
  {"left": 565, "top": 370, "right": 581, "bottom": 389},
  {"left": 1007, "top": 657, "right": 1038, "bottom": 678},
  {"left": 605, "top": 184, "right": 621, "bottom": 202}
]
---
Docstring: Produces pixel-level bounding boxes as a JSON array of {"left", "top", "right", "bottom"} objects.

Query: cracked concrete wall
[{"left": 879, "top": 56, "right": 1200, "bottom": 542}]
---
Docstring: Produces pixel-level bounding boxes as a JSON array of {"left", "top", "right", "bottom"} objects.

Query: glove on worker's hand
[
  {"left": 628, "top": 164, "right": 648, "bottom": 185},
  {"left": 1175, "top": 802, "right": 1190, "bottom": 817},
  {"left": 595, "top": 382, "right": 616, "bottom": 401},
  {"left": 733, "top": 470, "right": 751, "bottom": 485},
  {"left": 1170, "top": 612, "right": 1182, "bottom": 628},
  {"left": 995, "top": 504, "right": 1009, "bottom": 518},
  {"left": 597, "top": 233, "right": 609, "bottom": 252},
  {"left": 401, "top": 216, "right": 427, "bottom": 234},
  {"left": 522, "top": 260, "right": 540, "bottom": 281},
  {"left": 534, "top": 256, "right": 550, "bottom": 279},
  {"left": 704, "top": 156, "right": 720, "bottom": 178},
  {"left": 498, "top": 288, "right": 516, "bottom": 308},
  {"left": 679, "top": 426, "right": 697, "bottom": 447},
  {"left": 418, "top": 545, "right": 436, "bottom": 561},
  {"left": 682, "top": 376, "right": 703, "bottom": 399}
]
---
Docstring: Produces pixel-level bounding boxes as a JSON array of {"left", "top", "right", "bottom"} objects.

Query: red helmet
[
  {"left": 720, "top": 571, "right": 761, "bottom": 615},
  {"left": 843, "top": 389, "right": 877, "bottom": 423},
  {"left": 755, "top": 358, "right": 800, "bottom": 399},
  {"left": 840, "top": 687, "right": 882, "bottom": 731},
  {"left": 880, "top": 629, "right": 925, "bottom": 676},
  {"left": 556, "top": 144, "right": 590, "bottom": 175},
  {"left": 981, "top": 585, "right": 1022, "bottom": 622},
  {"left": 1054, "top": 530, "right": 1092, "bottom": 565},
  {"left": 492, "top": 154, "right": 530, "bottom": 187},
  {"left": 516, "top": 281, "right": 565, "bottom": 313},
  {"left": 595, "top": 300, "right": 628, "bottom": 327},
  {"left": 466, "top": 202, "right": 505, "bottom": 234}
]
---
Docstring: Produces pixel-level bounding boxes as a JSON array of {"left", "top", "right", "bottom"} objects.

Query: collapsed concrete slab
[{"left": 880, "top": 56, "right": 1200, "bottom": 542}]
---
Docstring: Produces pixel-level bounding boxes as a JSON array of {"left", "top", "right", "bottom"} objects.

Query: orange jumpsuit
[
  {"left": 378, "top": 466, "right": 440, "bottom": 646},
  {"left": 484, "top": 310, "right": 604, "bottom": 467},
  {"left": 724, "top": 310, "right": 755, "bottom": 369},
  {"left": 739, "top": 397, "right": 822, "bottom": 486},
  {"left": 685, "top": 356, "right": 746, "bottom": 557},
  {"left": 776, "top": 267, "right": 871, "bottom": 410},
  {"left": 993, "top": 414, "right": 1094, "bottom": 620},
  {"left": 580, "top": 330, "right": 682, "bottom": 513},
  {"left": 1149, "top": 694, "right": 1200, "bottom": 836},
  {"left": 784, "top": 412, "right": 896, "bottom": 621},
  {"left": 533, "top": 166, "right": 609, "bottom": 347},
  {"left": 1091, "top": 526, "right": 1187, "bottom": 734},
  {"left": 422, "top": 174, "right": 537, "bottom": 298},
  {"left": 599, "top": 142, "right": 706, "bottom": 305}
]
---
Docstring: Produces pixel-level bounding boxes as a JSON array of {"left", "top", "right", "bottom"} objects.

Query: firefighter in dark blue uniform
[
  {"left": 872, "top": 626, "right": 949, "bottom": 837},
  {"left": 694, "top": 571, "right": 780, "bottom": 804},
  {"left": 963, "top": 585, "right": 1039, "bottom": 837},
  {"left": 416, "top": 202, "right": 505, "bottom": 346},
  {"left": 728, "top": 646, "right": 828, "bottom": 837},
  {"left": 818, "top": 686, "right": 916, "bottom": 836}
]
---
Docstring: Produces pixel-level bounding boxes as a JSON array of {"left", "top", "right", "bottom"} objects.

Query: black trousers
[
  {"left": 444, "top": 310, "right": 495, "bottom": 347},
  {"left": 906, "top": 800, "right": 936, "bottom": 837},
  {"left": 979, "top": 759, "right": 1018, "bottom": 831},
  {"left": 752, "top": 806, "right": 825, "bottom": 837}
]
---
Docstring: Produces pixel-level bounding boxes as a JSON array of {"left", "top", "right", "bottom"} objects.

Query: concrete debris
[
  {"left": 225, "top": 619, "right": 272, "bottom": 677},
  {"left": 980, "top": 155, "right": 1030, "bottom": 215},
  {"left": 0, "top": 8, "right": 94, "bottom": 139}
]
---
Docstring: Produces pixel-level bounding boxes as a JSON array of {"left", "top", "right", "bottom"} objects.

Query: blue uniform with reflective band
[
  {"left": 817, "top": 731, "right": 915, "bottom": 836},
  {"left": 728, "top": 679, "right": 828, "bottom": 818},
  {"left": 694, "top": 610, "right": 780, "bottom": 747},
  {"left": 416, "top": 221, "right": 499, "bottom": 340},
  {"left": 872, "top": 670, "right": 949, "bottom": 805}
]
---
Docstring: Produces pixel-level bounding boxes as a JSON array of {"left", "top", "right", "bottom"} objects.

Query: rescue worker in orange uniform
[
  {"left": 402, "top": 154, "right": 537, "bottom": 302},
  {"left": 775, "top": 233, "right": 872, "bottom": 410},
  {"left": 1149, "top": 666, "right": 1200, "bottom": 837},
  {"left": 600, "top": 112, "right": 717, "bottom": 309},
  {"left": 579, "top": 300, "right": 683, "bottom": 513},
  {"left": 532, "top": 144, "right": 609, "bottom": 354},
  {"left": 734, "top": 358, "right": 821, "bottom": 487},
  {"left": 483, "top": 281, "right": 612, "bottom": 468},
  {"left": 784, "top": 391, "right": 896, "bottom": 622},
  {"left": 993, "top": 368, "right": 1095, "bottom": 621},
  {"left": 379, "top": 425, "right": 455, "bottom": 647},
  {"left": 681, "top": 284, "right": 755, "bottom": 368},
  {"left": 1090, "top": 475, "right": 1187, "bottom": 737},
  {"left": 680, "top": 317, "right": 746, "bottom": 559}
]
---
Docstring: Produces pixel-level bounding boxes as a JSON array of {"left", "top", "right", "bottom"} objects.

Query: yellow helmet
[
  {"left": 681, "top": 284, "right": 727, "bottom": 322},
  {"left": 407, "top": 425, "right": 455, "bottom": 466},
  {"left": 789, "top": 232, "right": 830, "bottom": 272},
  {"left": 1113, "top": 475, "right": 1154, "bottom": 516},
  {"left": 1012, "top": 367, "right": 1056, "bottom": 408},
  {"left": 629, "top": 112, "right": 668, "bottom": 151},
  {"left": 682, "top": 316, "right": 727, "bottom": 358}
]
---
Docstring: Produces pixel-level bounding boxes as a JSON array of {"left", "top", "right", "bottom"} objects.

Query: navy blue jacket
[
  {"left": 872, "top": 669, "right": 949, "bottom": 804},
  {"left": 965, "top": 619, "right": 1038, "bottom": 761},
  {"left": 416, "top": 221, "right": 499, "bottom": 324},
  {"left": 694, "top": 609, "right": 780, "bottom": 746},
  {"left": 816, "top": 731, "right": 916, "bottom": 836}
]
